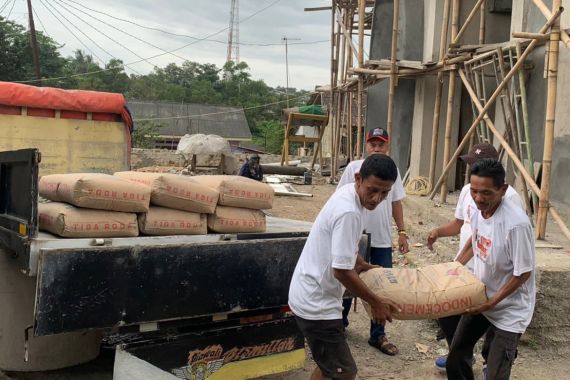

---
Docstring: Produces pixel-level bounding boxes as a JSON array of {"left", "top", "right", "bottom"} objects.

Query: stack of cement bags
[
  {"left": 114, "top": 171, "right": 217, "bottom": 236},
  {"left": 38, "top": 173, "right": 150, "bottom": 238},
  {"left": 193, "top": 175, "right": 274, "bottom": 233},
  {"left": 38, "top": 172, "right": 274, "bottom": 238}
]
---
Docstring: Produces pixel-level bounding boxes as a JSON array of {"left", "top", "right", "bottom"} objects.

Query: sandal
[{"left": 368, "top": 336, "right": 399, "bottom": 356}]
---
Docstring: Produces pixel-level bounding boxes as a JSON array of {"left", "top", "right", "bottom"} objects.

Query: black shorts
[{"left": 295, "top": 316, "right": 357, "bottom": 379}]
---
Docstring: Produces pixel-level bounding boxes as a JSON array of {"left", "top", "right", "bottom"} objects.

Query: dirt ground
[
  {"left": 265, "top": 183, "right": 570, "bottom": 380},
  {"left": 3, "top": 182, "right": 569, "bottom": 380}
]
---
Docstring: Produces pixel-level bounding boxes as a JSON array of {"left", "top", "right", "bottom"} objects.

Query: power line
[
  {"left": 0, "top": 0, "right": 12, "bottom": 14},
  {"left": 60, "top": 0, "right": 293, "bottom": 47},
  {"left": 5, "top": 0, "right": 16, "bottom": 19},
  {"left": 133, "top": 93, "right": 308, "bottom": 122},
  {"left": 48, "top": 0, "right": 153, "bottom": 73},
  {"left": 32, "top": 5, "right": 51, "bottom": 39},
  {"left": 56, "top": 0, "right": 189, "bottom": 63},
  {"left": 16, "top": 0, "right": 287, "bottom": 84},
  {"left": 37, "top": 0, "right": 107, "bottom": 66}
]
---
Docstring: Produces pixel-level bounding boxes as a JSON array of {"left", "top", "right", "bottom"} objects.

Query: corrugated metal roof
[{"left": 127, "top": 101, "right": 252, "bottom": 140}]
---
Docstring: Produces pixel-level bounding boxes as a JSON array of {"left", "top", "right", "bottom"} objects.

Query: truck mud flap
[
  {"left": 34, "top": 237, "right": 306, "bottom": 336},
  {"left": 114, "top": 318, "right": 305, "bottom": 380}
]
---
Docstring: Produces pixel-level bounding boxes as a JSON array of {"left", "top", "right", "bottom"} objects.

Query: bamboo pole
[
  {"left": 537, "top": 0, "right": 561, "bottom": 239},
  {"left": 439, "top": 0, "right": 460, "bottom": 203},
  {"left": 479, "top": 0, "right": 486, "bottom": 43},
  {"left": 458, "top": 69, "right": 570, "bottom": 241},
  {"left": 531, "top": 0, "right": 570, "bottom": 50},
  {"left": 348, "top": 93, "right": 353, "bottom": 160},
  {"left": 428, "top": 0, "right": 451, "bottom": 187},
  {"left": 429, "top": 7, "right": 563, "bottom": 199},
  {"left": 452, "top": 0, "right": 485, "bottom": 45},
  {"left": 356, "top": 0, "right": 366, "bottom": 158},
  {"left": 516, "top": 42, "right": 538, "bottom": 209},
  {"left": 512, "top": 32, "right": 549, "bottom": 40},
  {"left": 386, "top": 0, "right": 400, "bottom": 147}
]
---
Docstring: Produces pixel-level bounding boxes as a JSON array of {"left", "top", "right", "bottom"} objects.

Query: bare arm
[
  {"left": 392, "top": 200, "right": 409, "bottom": 253},
  {"left": 455, "top": 238, "right": 474, "bottom": 265},
  {"left": 427, "top": 218, "right": 464, "bottom": 250},
  {"left": 467, "top": 272, "right": 532, "bottom": 314}
]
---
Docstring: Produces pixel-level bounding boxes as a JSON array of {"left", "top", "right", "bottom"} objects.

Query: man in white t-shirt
[
  {"left": 289, "top": 154, "right": 399, "bottom": 380},
  {"left": 426, "top": 143, "right": 524, "bottom": 370},
  {"left": 338, "top": 127, "right": 408, "bottom": 356},
  {"left": 448, "top": 159, "right": 535, "bottom": 380}
]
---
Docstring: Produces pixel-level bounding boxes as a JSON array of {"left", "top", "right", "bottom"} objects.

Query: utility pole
[
  {"left": 26, "top": 0, "right": 42, "bottom": 85},
  {"left": 226, "top": 0, "right": 240, "bottom": 63},
  {"left": 282, "top": 36, "right": 300, "bottom": 109}
]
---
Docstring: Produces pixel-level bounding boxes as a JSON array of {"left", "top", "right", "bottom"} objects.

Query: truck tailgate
[{"left": 34, "top": 237, "right": 306, "bottom": 336}]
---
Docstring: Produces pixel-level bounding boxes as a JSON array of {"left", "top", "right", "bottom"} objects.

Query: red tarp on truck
[{"left": 0, "top": 81, "right": 133, "bottom": 131}]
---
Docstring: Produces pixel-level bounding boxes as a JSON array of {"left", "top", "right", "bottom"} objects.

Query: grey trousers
[{"left": 446, "top": 314, "right": 521, "bottom": 380}]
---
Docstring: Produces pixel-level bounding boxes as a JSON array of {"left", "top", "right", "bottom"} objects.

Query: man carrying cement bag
[
  {"left": 288, "top": 154, "right": 399, "bottom": 380},
  {"left": 338, "top": 127, "right": 408, "bottom": 356},
  {"left": 426, "top": 143, "right": 524, "bottom": 371},
  {"left": 447, "top": 159, "right": 535, "bottom": 380}
]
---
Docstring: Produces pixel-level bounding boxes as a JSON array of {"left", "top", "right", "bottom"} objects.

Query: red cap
[{"left": 366, "top": 128, "right": 389, "bottom": 142}]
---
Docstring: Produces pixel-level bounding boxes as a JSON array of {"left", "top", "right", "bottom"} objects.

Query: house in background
[{"left": 127, "top": 101, "right": 252, "bottom": 151}]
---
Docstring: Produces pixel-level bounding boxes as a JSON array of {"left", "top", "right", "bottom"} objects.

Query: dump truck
[{"left": 0, "top": 82, "right": 370, "bottom": 379}]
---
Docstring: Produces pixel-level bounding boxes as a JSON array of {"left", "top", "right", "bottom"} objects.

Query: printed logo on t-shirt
[{"left": 475, "top": 229, "right": 492, "bottom": 261}]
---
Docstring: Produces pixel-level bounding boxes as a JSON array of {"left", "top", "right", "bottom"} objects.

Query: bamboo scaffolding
[
  {"left": 386, "top": 0, "right": 400, "bottom": 146},
  {"left": 429, "top": 7, "right": 563, "bottom": 200},
  {"left": 537, "top": 0, "right": 562, "bottom": 238},
  {"left": 428, "top": 0, "right": 451, "bottom": 187},
  {"left": 516, "top": 42, "right": 538, "bottom": 209},
  {"left": 479, "top": 0, "right": 486, "bottom": 43},
  {"left": 439, "top": 0, "right": 460, "bottom": 203},
  {"left": 458, "top": 69, "right": 570, "bottom": 241},
  {"left": 531, "top": 0, "right": 570, "bottom": 50},
  {"left": 452, "top": 0, "right": 485, "bottom": 45}
]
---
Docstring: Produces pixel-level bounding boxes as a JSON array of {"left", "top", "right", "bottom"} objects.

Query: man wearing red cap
[
  {"left": 337, "top": 127, "right": 408, "bottom": 356},
  {"left": 426, "top": 143, "right": 524, "bottom": 372}
]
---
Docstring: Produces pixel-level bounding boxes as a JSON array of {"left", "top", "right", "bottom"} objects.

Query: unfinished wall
[
  {"left": 408, "top": 0, "right": 511, "bottom": 192},
  {"left": 510, "top": 0, "right": 570, "bottom": 206},
  {"left": 366, "top": 0, "right": 424, "bottom": 171}
]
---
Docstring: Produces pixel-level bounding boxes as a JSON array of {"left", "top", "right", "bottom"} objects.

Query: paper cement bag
[
  {"left": 138, "top": 207, "right": 207, "bottom": 235},
  {"left": 359, "top": 262, "right": 488, "bottom": 320},
  {"left": 39, "top": 173, "right": 150, "bottom": 212},
  {"left": 114, "top": 171, "right": 219, "bottom": 214},
  {"left": 39, "top": 202, "right": 138, "bottom": 238},
  {"left": 207, "top": 206, "right": 266, "bottom": 233},
  {"left": 194, "top": 175, "right": 274, "bottom": 210}
]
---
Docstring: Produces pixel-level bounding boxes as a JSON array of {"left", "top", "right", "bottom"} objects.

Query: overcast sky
[{"left": 5, "top": 0, "right": 335, "bottom": 90}]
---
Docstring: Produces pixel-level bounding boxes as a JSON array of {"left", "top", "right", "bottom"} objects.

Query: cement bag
[
  {"left": 39, "top": 173, "right": 150, "bottom": 212},
  {"left": 114, "top": 171, "right": 219, "bottom": 214},
  {"left": 195, "top": 175, "right": 274, "bottom": 210},
  {"left": 359, "top": 261, "right": 487, "bottom": 320},
  {"left": 207, "top": 206, "right": 266, "bottom": 233},
  {"left": 39, "top": 202, "right": 138, "bottom": 238},
  {"left": 138, "top": 207, "right": 207, "bottom": 235}
]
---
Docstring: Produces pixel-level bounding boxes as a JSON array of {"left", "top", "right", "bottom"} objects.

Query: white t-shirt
[
  {"left": 337, "top": 159, "right": 405, "bottom": 248},
  {"left": 288, "top": 184, "right": 364, "bottom": 320},
  {"left": 471, "top": 197, "right": 536, "bottom": 333},
  {"left": 455, "top": 184, "right": 524, "bottom": 272}
]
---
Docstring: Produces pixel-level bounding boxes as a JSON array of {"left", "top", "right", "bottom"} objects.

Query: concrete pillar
[{"left": 365, "top": 0, "right": 424, "bottom": 170}]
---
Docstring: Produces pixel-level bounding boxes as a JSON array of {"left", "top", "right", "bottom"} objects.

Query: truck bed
[{"left": 26, "top": 216, "right": 312, "bottom": 276}]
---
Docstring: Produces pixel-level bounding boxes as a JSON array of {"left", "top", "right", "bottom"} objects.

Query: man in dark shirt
[{"left": 239, "top": 154, "right": 263, "bottom": 181}]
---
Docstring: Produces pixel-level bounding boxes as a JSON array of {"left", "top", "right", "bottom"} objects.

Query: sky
[{"left": 2, "top": 0, "right": 335, "bottom": 90}]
